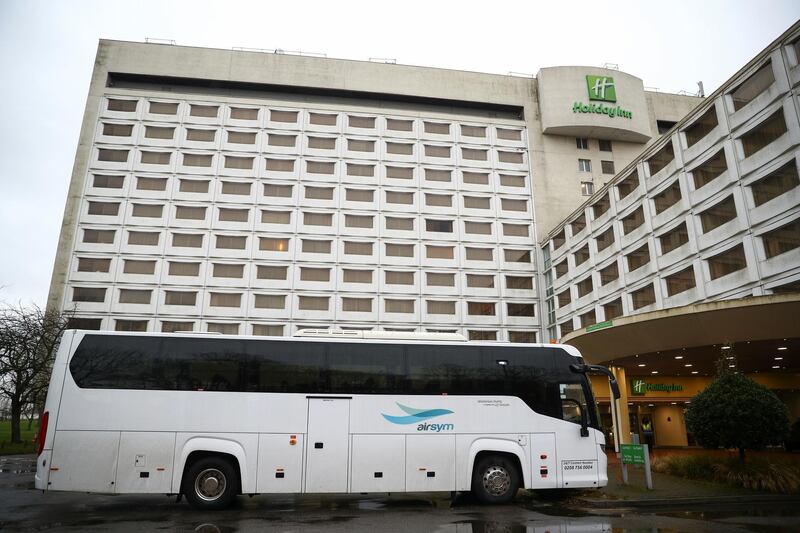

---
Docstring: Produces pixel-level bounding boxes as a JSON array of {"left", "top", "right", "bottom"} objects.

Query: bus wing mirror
[{"left": 570, "top": 363, "right": 621, "bottom": 401}]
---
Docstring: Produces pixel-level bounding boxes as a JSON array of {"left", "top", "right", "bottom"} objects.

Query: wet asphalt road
[{"left": 2, "top": 455, "right": 799, "bottom": 532}]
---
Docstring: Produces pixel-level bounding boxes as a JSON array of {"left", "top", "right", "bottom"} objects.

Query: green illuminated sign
[
  {"left": 631, "top": 379, "right": 683, "bottom": 396},
  {"left": 620, "top": 443, "right": 645, "bottom": 464},
  {"left": 586, "top": 75, "right": 617, "bottom": 102},
  {"left": 586, "top": 320, "right": 613, "bottom": 333}
]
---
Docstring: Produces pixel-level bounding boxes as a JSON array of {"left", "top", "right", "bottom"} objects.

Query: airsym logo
[
  {"left": 586, "top": 75, "right": 617, "bottom": 102},
  {"left": 382, "top": 402, "right": 455, "bottom": 432}
]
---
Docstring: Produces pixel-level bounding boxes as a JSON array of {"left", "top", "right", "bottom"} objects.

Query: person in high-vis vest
[{"left": 642, "top": 417, "right": 654, "bottom": 449}]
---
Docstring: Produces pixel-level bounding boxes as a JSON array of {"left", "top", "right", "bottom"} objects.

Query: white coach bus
[{"left": 34, "top": 330, "right": 620, "bottom": 509}]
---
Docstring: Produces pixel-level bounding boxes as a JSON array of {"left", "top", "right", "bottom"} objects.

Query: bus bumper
[{"left": 34, "top": 450, "right": 51, "bottom": 490}]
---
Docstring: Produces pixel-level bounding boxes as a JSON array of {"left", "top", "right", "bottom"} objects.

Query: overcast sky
[{"left": 0, "top": 0, "right": 798, "bottom": 307}]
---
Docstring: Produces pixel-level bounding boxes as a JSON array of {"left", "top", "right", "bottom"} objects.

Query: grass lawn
[{"left": 0, "top": 419, "right": 40, "bottom": 455}]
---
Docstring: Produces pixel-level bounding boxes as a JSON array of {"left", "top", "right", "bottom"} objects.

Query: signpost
[{"left": 619, "top": 443, "right": 653, "bottom": 489}]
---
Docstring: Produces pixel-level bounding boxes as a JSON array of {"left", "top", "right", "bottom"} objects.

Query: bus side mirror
[{"left": 570, "top": 363, "right": 621, "bottom": 400}]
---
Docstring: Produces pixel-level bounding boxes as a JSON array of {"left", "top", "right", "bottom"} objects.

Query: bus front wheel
[
  {"left": 471, "top": 455, "right": 520, "bottom": 504},
  {"left": 183, "top": 456, "right": 238, "bottom": 510}
]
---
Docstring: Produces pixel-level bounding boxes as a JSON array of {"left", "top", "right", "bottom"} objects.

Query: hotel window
[
  {"left": 72, "top": 287, "right": 105, "bottom": 303},
  {"left": 508, "top": 303, "right": 535, "bottom": 317},
  {"left": 299, "top": 296, "right": 330, "bottom": 311},
  {"left": 230, "top": 107, "right": 258, "bottom": 120},
  {"left": 592, "top": 194, "right": 610, "bottom": 218},
  {"left": 576, "top": 276, "right": 593, "bottom": 297},
  {"left": 552, "top": 229, "right": 566, "bottom": 249},
  {"left": 653, "top": 180, "right": 682, "bottom": 214},
  {"left": 385, "top": 299, "right": 415, "bottom": 313},
  {"left": 266, "top": 159, "right": 296, "bottom": 173},
  {"left": 260, "top": 237, "right": 289, "bottom": 252},
  {"left": 309, "top": 112, "right": 337, "bottom": 126},
  {"left": 506, "top": 276, "right": 533, "bottom": 290},
  {"left": 130, "top": 203, "right": 162, "bottom": 218},
  {"left": 425, "top": 168, "right": 452, "bottom": 182},
  {"left": 729, "top": 61, "right": 775, "bottom": 111},
  {"left": 186, "top": 129, "right": 216, "bottom": 142},
  {"left": 683, "top": 106, "right": 718, "bottom": 147},
  {"left": 427, "top": 300, "right": 456, "bottom": 315},
  {"left": 213, "top": 263, "right": 244, "bottom": 278},
  {"left": 342, "top": 298, "right": 372, "bottom": 312},
  {"left": 92, "top": 174, "right": 124, "bottom": 189},
  {"left": 665, "top": 267, "right": 696, "bottom": 296},
  {"left": 761, "top": 218, "right": 800, "bottom": 259},
  {"left": 424, "top": 121, "right": 450, "bottom": 134},
  {"left": 621, "top": 206, "right": 645, "bottom": 234},
  {"left": 128, "top": 231, "right": 160, "bottom": 246},
  {"left": 617, "top": 172, "right": 638, "bottom": 200},
  {"left": 387, "top": 118, "right": 413, "bottom": 131},
  {"left": 302, "top": 239, "right": 331, "bottom": 254},
  {"left": 466, "top": 247, "right": 493, "bottom": 261},
  {"left": 165, "top": 291, "right": 197, "bottom": 306},
  {"left": 162, "top": 321, "right": 194, "bottom": 333},
  {"left": 554, "top": 260, "right": 568, "bottom": 278},
  {"left": 386, "top": 166, "right": 413, "bottom": 179},
  {"left": 207, "top": 323, "right": 239, "bottom": 335},
  {"left": 425, "top": 219, "right": 453, "bottom": 233},
  {"left": 498, "top": 151, "right": 523, "bottom": 164},
  {"left": 647, "top": 142, "right": 674, "bottom": 175},
  {"left": 571, "top": 214, "right": 587, "bottom": 234},
  {"left": 271, "top": 110, "right": 298, "bottom": 123},
  {"left": 467, "top": 274, "right": 494, "bottom": 288},
  {"left": 343, "top": 269, "right": 373, "bottom": 283},
  {"left": 190, "top": 104, "right": 218, "bottom": 118},
  {"left": 268, "top": 134, "right": 296, "bottom": 147},
  {"left": 576, "top": 138, "right": 589, "bottom": 150},
  {"left": 427, "top": 272, "right": 455, "bottom": 286},
  {"left": 462, "top": 148, "right": 488, "bottom": 161},
  {"left": 305, "top": 186, "right": 334, "bottom": 200},
  {"left": 348, "top": 115, "right": 375, "bottom": 129},
  {"left": 344, "top": 241, "right": 373, "bottom": 256},
  {"left": 699, "top": 195, "right": 737, "bottom": 233},
  {"left": 464, "top": 221, "right": 492, "bottom": 235},
  {"left": 578, "top": 159, "right": 592, "bottom": 172},
  {"left": 347, "top": 163, "right": 375, "bottom": 177},
  {"left": 307, "top": 161, "right": 335, "bottom": 175},
  {"left": 467, "top": 302, "right": 495, "bottom": 316},
  {"left": 461, "top": 125, "right": 486, "bottom": 138},
  {"left": 136, "top": 176, "right": 167, "bottom": 191},
  {"left": 102, "top": 123, "right": 133, "bottom": 137},
  {"left": 630, "top": 284, "right": 656, "bottom": 310},
  {"left": 98, "top": 149, "right": 129, "bottom": 162},
  {"left": 210, "top": 293, "right": 242, "bottom": 308},
  {"left": 77, "top": 258, "right": 111, "bottom": 272},
  {"left": 599, "top": 139, "right": 612, "bottom": 152},
  {"left": 603, "top": 298, "right": 623, "bottom": 320},
  {"left": 580, "top": 310, "right": 596, "bottom": 328},
  {"left": 500, "top": 174, "right": 526, "bottom": 188},
  {"left": 424, "top": 145, "right": 450, "bottom": 158},
  {"left": 557, "top": 289, "right": 571, "bottom": 308},
  {"left": 601, "top": 160, "right": 615, "bottom": 174},
  {"left": 464, "top": 196, "right": 490, "bottom": 209},
  {"left": 183, "top": 153, "right": 213, "bottom": 167},
  {"left": 504, "top": 249, "right": 530, "bottom": 263},
  {"left": 595, "top": 227, "right": 615, "bottom": 252},
  {"left": 107, "top": 98, "right": 137, "bottom": 112},
  {"left": 216, "top": 235, "right": 247, "bottom": 250},
  {"left": 386, "top": 191, "right": 414, "bottom": 205},
  {"left": 385, "top": 271, "right": 414, "bottom": 285},
  {"left": 169, "top": 261, "right": 200, "bottom": 276},
  {"left": 261, "top": 210, "right": 291, "bottom": 224},
  {"left": 171, "top": 233, "right": 202, "bottom": 248},
  {"left": 345, "top": 214, "right": 373, "bottom": 228},
  {"left": 219, "top": 208, "right": 249, "bottom": 222},
  {"left": 149, "top": 101, "right": 178, "bottom": 115},
  {"left": 226, "top": 131, "right": 256, "bottom": 146},
  {"left": 658, "top": 121, "right": 677, "bottom": 133},
  {"left": 691, "top": 149, "right": 727, "bottom": 189},
  {"left": 503, "top": 223, "right": 529, "bottom": 237},
  {"left": 425, "top": 193, "right": 452, "bottom": 207},
  {"left": 426, "top": 245, "right": 454, "bottom": 259},
  {"left": 253, "top": 325, "right": 284, "bottom": 336},
  {"left": 386, "top": 142, "right": 414, "bottom": 155},
  {"left": 255, "top": 294, "right": 285, "bottom": 309},
  {"left": 385, "top": 243, "right": 414, "bottom": 257},
  {"left": 560, "top": 320, "right": 574, "bottom": 336},
  {"left": 88, "top": 201, "right": 120, "bottom": 216},
  {"left": 176, "top": 206, "right": 206, "bottom": 220},
  {"left": 469, "top": 330, "right": 497, "bottom": 341},
  {"left": 751, "top": 160, "right": 799, "bottom": 206},
  {"left": 257, "top": 266, "right": 288, "bottom": 280},
  {"left": 626, "top": 244, "right": 650, "bottom": 272},
  {"left": 574, "top": 244, "right": 590, "bottom": 266},
  {"left": 463, "top": 171, "right": 489, "bottom": 185},
  {"left": 264, "top": 184, "right": 293, "bottom": 198},
  {"left": 497, "top": 128, "right": 522, "bottom": 141},
  {"left": 501, "top": 198, "right": 527, "bottom": 212},
  {"left": 301, "top": 267, "right": 331, "bottom": 282},
  {"left": 581, "top": 182, "right": 594, "bottom": 196},
  {"left": 385, "top": 217, "right": 414, "bottom": 231},
  {"left": 660, "top": 222, "right": 689, "bottom": 254},
  {"left": 741, "top": 110, "right": 787, "bottom": 158},
  {"left": 303, "top": 212, "right": 333, "bottom": 227},
  {"left": 346, "top": 188, "right": 374, "bottom": 202},
  {"left": 122, "top": 259, "right": 155, "bottom": 275},
  {"left": 308, "top": 136, "right": 336, "bottom": 150},
  {"left": 116, "top": 320, "right": 148, "bottom": 332},
  {"left": 599, "top": 261, "right": 619, "bottom": 285},
  {"left": 509, "top": 331, "right": 536, "bottom": 343}
]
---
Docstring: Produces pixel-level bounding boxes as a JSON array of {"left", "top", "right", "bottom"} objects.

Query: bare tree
[{"left": 0, "top": 303, "right": 73, "bottom": 443}]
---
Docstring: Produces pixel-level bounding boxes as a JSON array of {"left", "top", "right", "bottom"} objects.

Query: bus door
[
  {"left": 304, "top": 397, "right": 351, "bottom": 492},
  {"left": 557, "top": 383, "right": 600, "bottom": 488}
]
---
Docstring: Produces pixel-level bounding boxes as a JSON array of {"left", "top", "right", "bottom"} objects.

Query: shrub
[{"left": 652, "top": 455, "right": 800, "bottom": 493}]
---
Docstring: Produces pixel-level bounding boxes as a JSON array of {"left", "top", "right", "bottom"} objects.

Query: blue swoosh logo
[{"left": 381, "top": 402, "right": 454, "bottom": 425}]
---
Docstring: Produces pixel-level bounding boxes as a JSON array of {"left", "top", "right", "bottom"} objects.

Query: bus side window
[{"left": 559, "top": 383, "right": 588, "bottom": 424}]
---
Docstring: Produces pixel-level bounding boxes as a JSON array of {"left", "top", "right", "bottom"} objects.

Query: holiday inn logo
[
  {"left": 632, "top": 379, "right": 647, "bottom": 395},
  {"left": 586, "top": 75, "right": 617, "bottom": 102},
  {"left": 630, "top": 379, "right": 684, "bottom": 395}
]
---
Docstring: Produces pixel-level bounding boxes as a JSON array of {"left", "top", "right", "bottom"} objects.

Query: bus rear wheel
[
  {"left": 183, "top": 456, "right": 238, "bottom": 510},
  {"left": 472, "top": 455, "right": 520, "bottom": 504}
]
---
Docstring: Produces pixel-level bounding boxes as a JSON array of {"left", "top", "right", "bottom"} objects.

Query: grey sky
[{"left": 1, "top": 0, "right": 798, "bottom": 306}]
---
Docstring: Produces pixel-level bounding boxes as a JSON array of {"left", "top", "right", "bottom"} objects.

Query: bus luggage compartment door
[
  {"left": 48, "top": 430, "right": 120, "bottom": 493},
  {"left": 304, "top": 398, "right": 350, "bottom": 493}
]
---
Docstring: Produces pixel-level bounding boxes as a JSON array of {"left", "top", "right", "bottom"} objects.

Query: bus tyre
[
  {"left": 183, "top": 457, "right": 238, "bottom": 510},
  {"left": 472, "top": 455, "right": 520, "bottom": 505}
]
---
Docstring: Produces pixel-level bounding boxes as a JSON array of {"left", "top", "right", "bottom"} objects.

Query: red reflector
[{"left": 36, "top": 412, "right": 49, "bottom": 456}]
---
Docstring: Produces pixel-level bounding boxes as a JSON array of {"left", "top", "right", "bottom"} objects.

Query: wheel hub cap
[
  {"left": 195, "top": 468, "right": 226, "bottom": 501},
  {"left": 482, "top": 466, "right": 511, "bottom": 496}
]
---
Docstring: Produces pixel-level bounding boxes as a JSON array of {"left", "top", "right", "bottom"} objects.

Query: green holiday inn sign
[
  {"left": 572, "top": 75, "right": 633, "bottom": 119},
  {"left": 630, "top": 378, "right": 683, "bottom": 395}
]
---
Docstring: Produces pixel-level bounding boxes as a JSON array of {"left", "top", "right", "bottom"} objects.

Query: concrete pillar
[{"left": 610, "top": 366, "right": 632, "bottom": 445}]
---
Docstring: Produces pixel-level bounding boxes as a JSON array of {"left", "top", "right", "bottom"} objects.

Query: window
[
  {"left": 219, "top": 208, "right": 249, "bottom": 222},
  {"left": 599, "top": 262, "right": 619, "bottom": 285},
  {"left": 386, "top": 142, "right": 413, "bottom": 155},
  {"left": 603, "top": 298, "right": 623, "bottom": 320},
  {"left": 463, "top": 171, "right": 489, "bottom": 185},
  {"left": 578, "top": 159, "right": 591, "bottom": 172},
  {"left": 580, "top": 310, "right": 596, "bottom": 328},
  {"left": 559, "top": 320, "right": 574, "bottom": 336},
  {"left": 77, "top": 258, "right": 111, "bottom": 272},
  {"left": 466, "top": 274, "right": 494, "bottom": 288},
  {"left": 504, "top": 249, "right": 530, "bottom": 263},
  {"left": 161, "top": 321, "right": 194, "bottom": 333},
  {"left": 557, "top": 289, "right": 571, "bottom": 308},
  {"left": 230, "top": 107, "right": 258, "bottom": 120},
  {"left": 647, "top": 142, "right": 674, "bottom": 175},
  {"left": 266, "top": 159, "right": 295, "bottom": 172},
  {"left": 257, "top": 266, "right": 287, "bottom": 280},
  {"left": 216, "top": 235, "right": 246, "bottom": 250},
  {"left": 599, "top": 139, "right": 612, "bottom": 152},
  {"left": 92, "top": 174, "right": 124, "bottom": 189},
  {"left": 168, "top": 262, "right": 200, "bottom": 276},
  {"left": 136, "top": 177, "right": 167, "bottom": 191},
  {"left": 699, "top": 195, "right": 737, "bottom": 233},
  {"left": 88, "top": 201, "right": 120, "bottom": 216},
  {"left": 498, "top": 151, "right": 523, "bottom": 164},
  {"left": 68, "top": 316, "right": 102, "bottom": 328},
  {"left": 425, "top": 193, "right": 452, "bottom": 207},
  {"left": 466, "top": 247, "right": 493, "bottom": 261},
  {"left": 741, "top": 110, "right": 787, "bottom": 158},
  {"left": 508, "top": 303, "right": 535, "bottom": 317},
  {"left": 660, "top": 223, "right": 689, "bottom": 254},
  {"left": 462, "top": 148, "right": 488, "bottom": 161},
  {"left": 386, "top": 166, "right": 413, "bottom": 179},
  {"left": 427, "top": 272, "right": 455, "bottom": 286},
  {"left": 426, "top": 245, "right": 454, "bottom": 259},
  {"left": 118, "top": 289, "right": 151, "bottom": 305},
  {"left": 574, "top": 244, "right": 590, "bottom": 266},
  {"left": 554, "top": 260, "right": 568, "bottom": 278},
  {"left": 467, "top": 302, "right": 495, "bottom": 316},
  {"left": 128, "top": 231, "right": 160, "bottom": 246},
  {"left": 385, "top": 243, "right": 414, "bottom": 257},
  {"left": 171, "top": 233, "right": 202, "bottom": 248},
  {"left": 303, "top": 212, "right": 333, "bottom": 227},
  {"left": 657, "top": 120, "right": 677, "bottom": 134},
  {"left": 626, "top": 244, "right": 650, "bottom": 272},
  {"left": 260, "top": 237, "right": 289, "bottom": 252},
  {"left": 762, "top": 219, "right": 800, "bottom": 259},
  {"left": 385, "top": 299, "right": 415, "bottom": 313},
  {"left": 227, "top": 131, "right": 256, "bottom": 145},
  {"left": 385, "top": 217, "right": 414, "bottom": 231},
  {"left": 308, "top": 136, "right": 336, "bottom": 150},
  {"left": 653, "top": 180, "right": 682, "bottom": 214},
  {"left": 178, "top": 179, "right": 209, "bottom": 194},
  {"left": 464, "top": 221, "right": 492, "bottom": 235},
  {"left": 209, "top": 293, "right": 242, "bottom": 308},
  {"left": 601, "top": 160, "right": 615, "bottom": 174},
  {"left": 592, "top": 194, "right": 610, "bottom": 218},
  {"left": 425, "top": 168, "right": 451, "bottom": 182},
  {"left": 426, "top": 219, "right": 453, "bottom": 233},
  {"left": 386, "top": 191, "right": 414, "bottom": 205},
  {"left": 497, "top": 128, "right": 522, "bottom": 141},
  {"left": 427, "top": 300, "right": 455, "bottom": 315},
  {"left": 344, "top": 241, "right": 373, "bottom": 255},
  {"left": 165, "top": 291, "right": 197, "bottom": 306},
  {"left": 252, "top": 325, "right": 284, "bottom": 336},
  {"left": 631, "top": 284, "right": 656, "bottom": 310},
  {"left": 729, "top": 61, "right": 775, "bottom": 111},
  {"left": 268, "top": 134, "right": 296, "bottom": 147},
  {"left": 343, "top": 269, "right": 372, "bottom": 283},
  {"left": 581, "top": 182, "right": 594, "bottom": 196},
  {"left": 499, "top": 174, "right": 526, "bottom": 188},
  {"left": 271, "top": 110, "right": 298, "bottom": 123},
  {"left": 501, "top": 198, "right": 527, "bottom": 212},
  {"left": 263, "top": 184, "right": 293, "bottom": 199},
  {"left": 305, "top": 186, "right": 334, "bottom": 200},
  {"left": 424, "top": 121, "right": 450, "bottom": 134},
  {"left": 752, "top": 159, "right": 799, "bottom": 205},
  {"left": 102, "top": 123, "right": 133, "bottom": 137},
  {"left": 299, "top": 296, "right": 330, "bottom": 311},
  {"left": 183, "top": 153, "right": 213, "bottom": 167},
  {"left": 424, "top": 145, "right": 450, "bottom": 158},
  {"left": 576, "top": 138, "right": 588, "bottom": 150},
  {"left": 691, "top": 149, "right": 727, "bottom": 189},
  {"left": 72, "top": 287, "right": 106, "bottom": 303},
  {"left": 347, "top": 163, "right": 374, "bottom": 177},
  {"left": 345, "top": 215, "right": 373, "bottom": 229},
  {"left": 386, "top": 118, "right": 413, "bottom": 131},
  {"left": 346, "top": 188, "right": 374, "bottom": 202},
  {"left": 131, "top": 203, "right": 162, "bottom": 218},
  {"left": 348, "top": 115, "right": 375, "bottom": 128},
  {"left": 621, "top": 206, "right": 645, "bottom": 234},
  {"left": 684, "top": 106, "right": 718, "bottom": 147},
  {"left": 665, "top": 267, "right": 696, "bottom": 296},
  {"left": 186, "top": 129, "right": 216, "bottom": 142},
  {"left": 116, "top": 320, "right": 148, "bottom": 332},
  {"left": 107, "top": 99, "right": 137, "bottom": 112},
  {"left": 175, "top": 206, "right": 206, "bottom": 220},
  {"left": 342, "top": 298, "right": 372, "bottom": 312},
  {"left": 302, "top": 239, "right": 331, "bottom": 254},
  {"left": 309, "top": 112, "right": 337, "bottom": 126},
  {"left": 98, "top": 149, "right": 128, "bottom": 162},
  {"left": 122, "top": 259, "right": 155, "bottom": 275},
  {"left": 190, "top": 104, "right": 218, "bottom": 118},
  {"left": 576, "top": 276, "right": 593, "bottom": 297},
  {"left": 502, "top": 223, "right": 529, "bottom": 237},
  {"left": 509, "top": 331, "right": 536, "bottom": 343},
  {"left": 617, "top": 172, "right": 638, "bottom": 200},
  {"left": 307, "top": 161, "right": 335, "bottom": 175},
  {"left": 255, "top": 294, "right": 285, "bottom": 309},
  {"left": 207, "top": 323, "right": 239, "bottom": 335},
  {"left": 552, "top": 229, "right": 566, "bottom": 250},
  {"left": 468, "top": 330, "right": 497, "bottom": 341},
  {"left": 385, "top": 271, "right": 414, "bottom": 285},
  {"left": 464, "top": 196, "right": 490, "bottom": 209},
  {"left": 149, "top": 101, "right": 178, "bottom": 115},
  {"left": 142, "top": 151, "right": 173, "bottom": 165},
  {"left": 213, "top": 263, "right": 244, "bottom": 278},
  {"left": 461, "top": 125, "right": 486, "bottom": 138},
  {"left": 595, "top": 227, "right": 615, "bottom": 252}
]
